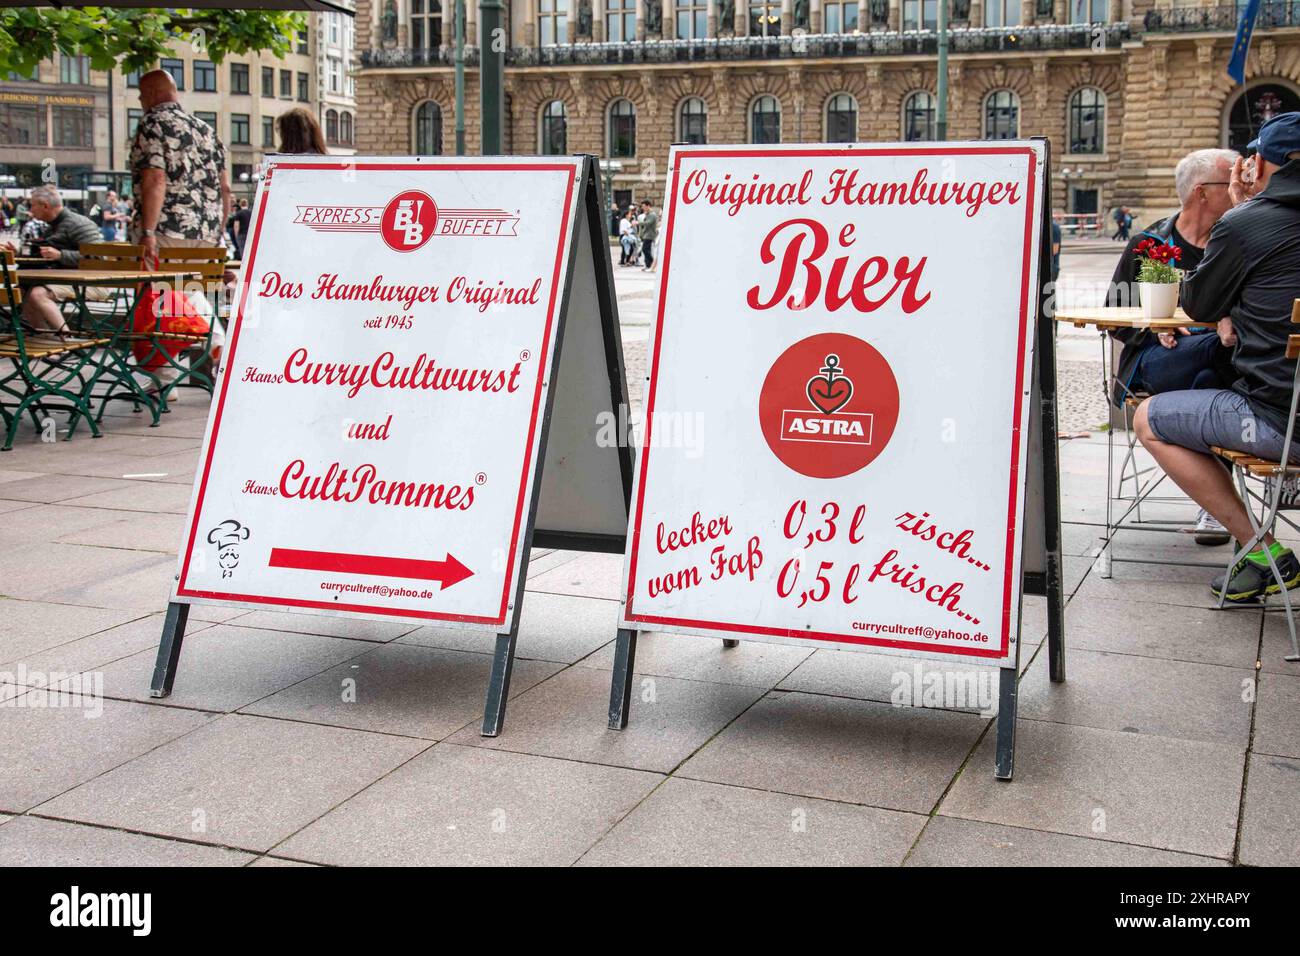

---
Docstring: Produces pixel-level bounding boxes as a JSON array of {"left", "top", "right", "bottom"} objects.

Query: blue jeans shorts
[{"left": 1146, "top": 389, "right": 1300, "bottom": 464}]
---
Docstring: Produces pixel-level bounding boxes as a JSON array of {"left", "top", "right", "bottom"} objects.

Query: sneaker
[
  {"left": 1211, "top": 548, "right": 1300, "bottom": 603},
  {"left": 1193, "top": 509, "right": 1231, "bottom": 546},
  {"left": 1263, "top": 475, "right": 1300, "bottom": 510}
]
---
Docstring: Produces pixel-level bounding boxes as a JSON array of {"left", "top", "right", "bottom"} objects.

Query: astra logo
[{"left": 50, "top": 886, "right": 152, "bottom": 937}]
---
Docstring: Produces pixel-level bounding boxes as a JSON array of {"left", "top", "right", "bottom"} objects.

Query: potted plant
[{"left": 1134, "top": 237, "right": 1183, "bottom": 321}]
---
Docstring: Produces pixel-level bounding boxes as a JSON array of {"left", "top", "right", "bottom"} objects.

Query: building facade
[
  {"left": 0, "top": 13, "right": 357, "bottom": 204},
  {"left": 353, "top": 0, "right": 1300, "bottom": 222},
  {"left": 0, "top": 54, "right": 110, "bottom": 198}
]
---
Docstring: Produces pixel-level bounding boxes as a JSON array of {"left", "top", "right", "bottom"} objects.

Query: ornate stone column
[
  {"left": 1021, "top": 0, "right": 1035, "bottom": 24},
  {"left": 738, "top": 0, "right": 750, "bottom": 35},
  {"left": 782, "top": 0, "right": 793, "bottom": 33},
  {"left": 636, "top": 0, "right": 646, "bottom": 39},
  {"left": 466, "top": 0, "right": 478, "bottom": 45},
  {"left": 887, "top": 0, "right": 899, "bottom": 30},
  {"left": 594, "top": 0, "right": 606, "bottom": 39}
]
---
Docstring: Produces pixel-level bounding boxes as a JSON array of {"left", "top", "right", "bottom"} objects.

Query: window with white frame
[
  {"left": 679, "top": 96, "right": 707, "bottom": 144},
  {"left": 823, "top": 0, "right": 860, "bottom": 33},
  {"left": 902, "top": 0, "right": 937, "bottom": 29},
  {"left": 825, "top": 93, "right": 857, "bottom": 142},
  {"left": 676, "top": 0, "right": 708, "bottom": 38},
  {"left": 985, "top": 0, "right": 1020, "bottom": 26},
  {"left": 606, "top": 0, "right": 636, "bottom": 41},
  {"left": 983, "top": 89, "right": 1019, "bottom": 139},
  {"left": 751, "top": 95, "right": 781, "bottom": 144},
  {"left": 903, "top": 90, "right": 936, "bottom": 141},
  {"left": 1068, "top": 87, "right": 1105, "bottom": 153},
  {"left": 539, "top": 0, "right": 569, "bottom": 45},
  {"left": 412, "top": 0, "right": 443, "bottom": 49}
]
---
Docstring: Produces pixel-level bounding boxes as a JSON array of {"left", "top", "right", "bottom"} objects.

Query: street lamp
[{"left": 600, "top": 159, "right": 624, "bottom": 236}]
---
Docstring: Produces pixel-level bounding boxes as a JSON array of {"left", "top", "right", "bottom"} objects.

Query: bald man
[{"left": 129, "top": 69, "right": 232, "bottom": 260}]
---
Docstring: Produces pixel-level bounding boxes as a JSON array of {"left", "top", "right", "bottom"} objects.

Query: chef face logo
[
  {"left": 380, "top": 190, "right": 437, "bottom": 252},
  {"left": 759, "top": 332, "right": 899, "bottom": 479}
]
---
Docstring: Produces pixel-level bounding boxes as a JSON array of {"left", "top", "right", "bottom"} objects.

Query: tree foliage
[{"left": 0, "top": 7, "right": 306, "bottom": 79}]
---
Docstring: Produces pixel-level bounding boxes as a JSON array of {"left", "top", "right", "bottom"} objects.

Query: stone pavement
[{"left": 0, "top": 258, "right": 1296, "bottom": 867}]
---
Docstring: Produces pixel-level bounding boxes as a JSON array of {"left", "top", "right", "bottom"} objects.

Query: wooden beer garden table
[
  {"left": 1053, "top": 304, "right": 1222, "bottom": 576},
  {"left": 14, "top": 267, "right": 202, "bottom": 427}
]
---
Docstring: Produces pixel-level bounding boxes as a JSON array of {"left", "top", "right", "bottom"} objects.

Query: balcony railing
[
  {"left": 359, "top": 22, "right": 1130, "bottom": 69},
  {"left": 1143, "top": 1, "right": 1300, "bottom": 32}
]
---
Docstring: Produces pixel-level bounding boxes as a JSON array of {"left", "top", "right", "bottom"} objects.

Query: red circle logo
[
  {"left": 380, "top": 190, "right": 438, "bottom": 252},
  {"left": 758, "top": 332, "right": 900, "bottom": 479}
]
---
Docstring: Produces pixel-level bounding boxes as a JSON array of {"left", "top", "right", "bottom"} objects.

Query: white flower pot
[{"left": 1139, "top": 281, "right": 1179, "bottom": 322}]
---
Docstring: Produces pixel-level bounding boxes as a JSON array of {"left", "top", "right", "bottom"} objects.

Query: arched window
[
  {"left": 340, "top": 111, "right": 353, "bottom": 145},
  {"left": 413, "top": 101, "right": 443, "bottom": 155},
  {"left": 1068, "top": 88, "right": 1105, "bottom": 154},
  {"left": 1224, "top": 83, "right": 1300, "bottom": 153},
  {"left": 750, "top": 95, "right": 780, "bottom": 145},
  {"left": 608, "top": 98, "right": 635, "bottom": 158},
  {"left": 411, "top": 0, "right": 443, "bottom": 49},
  {"left": 679, "top": 97, "right": 707, "bottom": 145},
  {"left": 825, "top": 93, "right": 857, "bottom": 143},
  {"left": 983, "top": 90, "right": 1019, "bottom": 140},
  {"left": 540, "top": 100, "right": 567, "bottom": 155},
  {"left": 903, "top": 90, "right": 936, "bottom": 142},
  {"left": 325, "top": 108, "right": 339, "bottom": 144}
]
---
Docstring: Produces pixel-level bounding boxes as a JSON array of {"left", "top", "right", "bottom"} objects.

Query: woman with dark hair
[{"left": 276, "top": 108, "right": 329, "bottom": 155}]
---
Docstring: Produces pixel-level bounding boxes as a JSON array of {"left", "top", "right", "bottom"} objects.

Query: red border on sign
[
  {"left": 175, "top": 161, "right": 577, "bottom": 626},
  {"left": 623, "top": 145, "right": 1040, "bottom": 660}
]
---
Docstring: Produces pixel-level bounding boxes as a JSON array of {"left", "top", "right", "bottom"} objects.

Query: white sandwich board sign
[
  {"left": 153, "top": 155, "right": 634, "bottom": 735},
  {"left": 610, "top": 142, "right": 1061, "bottom": 777}
]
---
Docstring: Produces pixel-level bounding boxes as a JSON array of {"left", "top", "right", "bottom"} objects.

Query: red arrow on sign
[{"left": 268, "top": 548, "right": 474, "bottom": 590}]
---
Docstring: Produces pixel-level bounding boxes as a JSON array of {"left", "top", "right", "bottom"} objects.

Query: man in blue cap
[{"left": 1134, "top": 111, "right": 1300, "bottom": 602}]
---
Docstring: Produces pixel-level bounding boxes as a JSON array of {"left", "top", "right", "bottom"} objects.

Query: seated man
[
  {"left": 1, "top": 185, "right": 107, "bottom": 333},
  {"left": 1109, "top": 148, "right": 1239, "bottom": 544},
  {"left": 1134, "top": 114, "right": 1300, "bottom": 602}
]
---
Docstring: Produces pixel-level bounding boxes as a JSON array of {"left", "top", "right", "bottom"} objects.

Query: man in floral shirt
[{"left": 129, "top": 69, "right": 231, "bottom": 259}]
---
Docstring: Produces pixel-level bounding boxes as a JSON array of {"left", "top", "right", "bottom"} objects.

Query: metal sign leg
[
  {"left": 722, "top": 639, "right": 738, "bottom": 648},
  {"left": 608, "top": 627, "right": 638, "bottom": 730},
  {"left": 481, "top": 629, "right": 518, "bottom": 737},
  {"left": 149, "top": 601, "right": 191, "bottom": 698},
  {"left": 994, "top": 665, "right": 1019, "bottom": 780}
]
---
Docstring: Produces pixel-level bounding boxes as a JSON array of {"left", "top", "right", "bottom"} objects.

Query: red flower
[{"left": 1135, "top": 238, "right": 1154, "bottom": 254}]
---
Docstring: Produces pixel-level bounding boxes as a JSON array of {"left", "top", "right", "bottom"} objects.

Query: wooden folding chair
[
  {"left": 78, "top": 241, "right": 227, "bottom": 406},
  {"left": 0, "top": 252, "right": 114, "bottom": 450}
]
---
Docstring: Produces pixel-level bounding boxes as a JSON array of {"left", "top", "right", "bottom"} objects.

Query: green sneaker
[{"left": 1211, "top": 548, "right": 1300, "bottom": 603}]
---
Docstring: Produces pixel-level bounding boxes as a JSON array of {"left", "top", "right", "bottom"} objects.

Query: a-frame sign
[
  {"left": 151, "top": 154, "right": 633, "bottom": 735},
  {"left": 607, "top": 139, "right": 1065, "bottom": 779}
]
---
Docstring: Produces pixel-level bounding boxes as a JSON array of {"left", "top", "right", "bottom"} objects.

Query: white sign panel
[
  {"left": 620, "top": 143, "right": 1044, "bottom": 664},
  {"left": 175, "top": 156, "right": 583, "bottom": 630}
]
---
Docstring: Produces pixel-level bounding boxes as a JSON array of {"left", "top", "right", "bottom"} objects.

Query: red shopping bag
[{"left": 131, "top": 281, "right": 211, "bottom": 373}]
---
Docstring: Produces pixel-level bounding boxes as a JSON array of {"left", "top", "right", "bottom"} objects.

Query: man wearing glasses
[{"left": 1106, "top": 147, "right": 1240, "bottom": 544}]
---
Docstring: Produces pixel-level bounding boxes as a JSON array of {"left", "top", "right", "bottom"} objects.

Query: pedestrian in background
[
  {"left": 638, "top": 199, "right": 659, "bottom": 272},
  {"left": 276, "top": 107, "right": 328, "bottom": 155}
]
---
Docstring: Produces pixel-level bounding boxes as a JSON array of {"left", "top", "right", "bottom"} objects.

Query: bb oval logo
[{"left": 380, "top": 190, "right": 438, "bottom": 252}]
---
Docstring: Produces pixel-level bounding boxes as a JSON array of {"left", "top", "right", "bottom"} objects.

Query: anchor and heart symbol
[{"left": 806, "top": 354, "right": 854, "bottom": 415}]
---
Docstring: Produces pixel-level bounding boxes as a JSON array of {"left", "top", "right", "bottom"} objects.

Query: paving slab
[
  {"left": 244, "top": 643, "right": 563, "bottom": 739},
  {"left": 248, "top": 855, "right": 318, "bottom": 867},
  {"left": 0, "top": 599, "right": 144, "bottom": 664},
  {"left": 940, "top": 719, "right": 1244, "bottom": 859},
  {"left": 94, "top": 625, "right": 370, "bottom": 713},
  {"left": 577, "top": 629, "right": 813, "bottom": 689},
  {"left": 36, "top": 714, "right": 428, "bottom": 853},
  {"left": 2, "top": 502, "right": 155, "bottom": 547},
  {"left": 578, "top": 777, "right": 926, "bottom": 866},
  {"left": 225, "top": 608, "right": 417, "bottom": 643},
  {"left": 276, "top": 743, "right": 660, "bottom": 866},
  {"left": 1018, "top": 648, "right": 1253, "bottom": 746},
  {"left": 1072, "top": 570, "right": 1221, "bottom": 612},
  {"left": 904, "top": 816, "right": 1225, "bottom": 866},
  {"left": 1259, "top": 612, "right": 1300, "bottom": 674},
  {"left": 0, "top": 816, "right": 254, "bottom": 866},
  {"left": 778, "top": 648, "right": 1021, "bottom": 712},
  {"left": 402, "top": 591, "right": 618, "bottom": 664},
  {"left": 525, "top": 550, "right": 624, "bottom": 600},
  {"left": 56, "top": 512, "right": 186, "bottom": 554},
  {"left": 0, "top": 693, "right": 212, "bottom": 812},
  {"left": 0, "top": 543, "right": 176, "bottom": 609},
  {"left": 61, "top": 480, "right": 196, "bottom": 515},
  {"left": 677, "top": 691, "right": 986, "bottom": 812},
  {"left": 1237, "top": 754, "right": 1300, "bottom": 866},
  {"left": 446, "top": 666, "right": 762, "bottom": 773},
  {"left": 4, "top": 612, "right": 211, "bottom": 678},
  {"left": 1061, "top": 594, "right": 1260, "bottom": 668},
  {"left": 1253, "top": 673, "right": 1300, "bottom": 759},
  {"left": 0, "top": 473, "right": 139, "bottom": 504}
]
